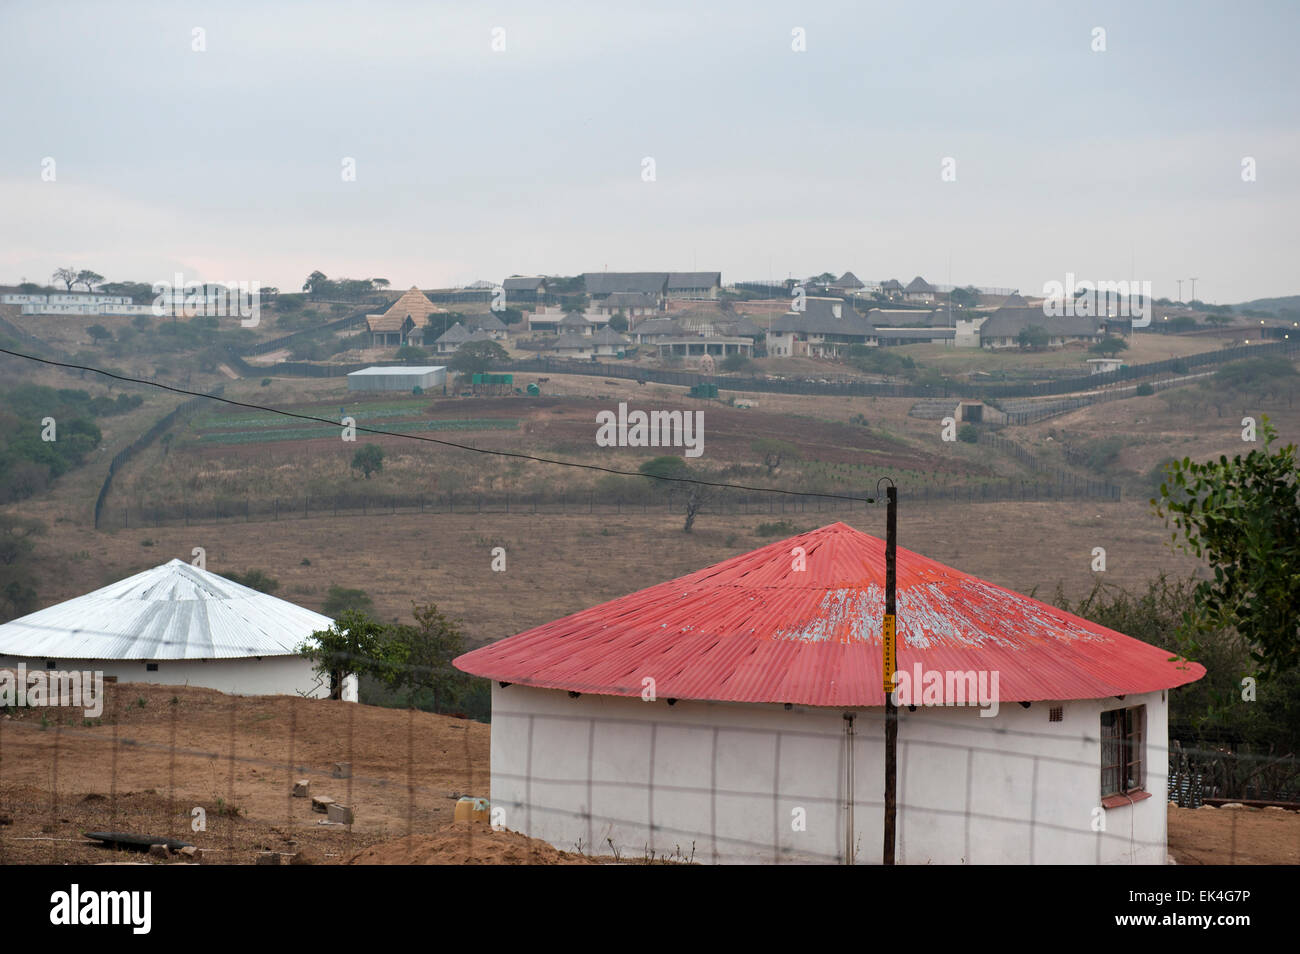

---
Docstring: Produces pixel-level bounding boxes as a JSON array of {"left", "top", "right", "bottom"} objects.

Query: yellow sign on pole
[{"left": 882, "top": 613, "right": 897, "bottom": 694}]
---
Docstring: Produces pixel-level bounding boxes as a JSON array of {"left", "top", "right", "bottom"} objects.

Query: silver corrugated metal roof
[{"left": 0, "top": 560, "right": 334, "bottom": 660}]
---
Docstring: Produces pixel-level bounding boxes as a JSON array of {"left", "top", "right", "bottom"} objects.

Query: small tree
[
  {"left": 1089, "top": 337, "right": 1129, "bottom": 357},
  {"left": 639, "top": 456, "right": 689, "bottom": 482},
  {"left": 561, "top": 293, "right": 590, "bottom": 316},
  {"left": 683, "top": 484, "right": 711, "bottom": 533},
  {"left": 1018, "top": 325, "right": 1050, "bottom": 350},
  {"left": 752, "top": 438, "right": 799, "bottom": 475},
  {"left": 87, "top": 324, "right": 111, "bottom": 345},
  {"left": 608, "top": 311, "right": 628, "bottom": 332},
  {"left": 351, "top": 443, "right": 385, "bottom": 479},
  {"left": 1154, "top": 416, "right": 1300, "bottom": 680},
  {"left": 322, "top": 584, "right": 374, "bottom": 617},
  {"left": 395, "top": 344, "right": 429, "bottom": 362},
  {"left": 385, "top": 602, "right": 469, "bottom": 709},
  {"left": 449, "top": 339, "right": 509, "bottom": 375},
  {"left": 957, "top": 423, "right": 978, "bottom": 443},
  {"left": 299, "top": 609, "right": 389, "bottom": 700},
  {"left": 76, "top": 269, "right": 104, "bottom": 292}
]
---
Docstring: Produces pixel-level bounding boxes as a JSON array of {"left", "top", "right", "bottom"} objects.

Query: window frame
[{"left": 1100, "top": 704, "right": 1147, "bottom": 806}]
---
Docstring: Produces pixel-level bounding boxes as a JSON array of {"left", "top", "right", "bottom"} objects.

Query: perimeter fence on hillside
[
  {"left": 93, "top": 386, "right": 224, "bottom": 530},
  {"left": 95, "top": 475, "right": 1125, "bottom": 531}
]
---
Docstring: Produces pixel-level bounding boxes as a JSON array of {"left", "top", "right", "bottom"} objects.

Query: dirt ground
[
  {"left": 1167, "top": 804, "right": 1300, "bottom": 865},
  {"left": 341, "top": 823, "right": 600, "bottom": 865},
  {"left": 0, "top": 681, "right": 487, "bottom": 865},
  {"left": 1, "top": 681, "right": 1292, "bottom": 865}
]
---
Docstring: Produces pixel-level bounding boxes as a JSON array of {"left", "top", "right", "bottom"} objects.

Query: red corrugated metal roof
[{"left": 454, "top": 522, "right": 1205, "bottom": 706}]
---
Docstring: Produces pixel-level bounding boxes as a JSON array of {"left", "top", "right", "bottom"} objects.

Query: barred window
[{"left": 1100, "top": 706, "right": 1145, "bottom": 797}]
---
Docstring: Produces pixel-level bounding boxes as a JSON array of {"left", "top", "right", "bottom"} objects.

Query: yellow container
[{"left": 454, "top": 796, "right": 490, "bottom": 823}]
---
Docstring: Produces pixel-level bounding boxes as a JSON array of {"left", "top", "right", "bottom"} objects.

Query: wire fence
[
  {"left": 0, "top": 668, "right": 1290, "bottom": 866},
  {"left": 94, "top": 476, "right": 1123, "bottom": 531},
  {"left": 93, "top": 386, "right": 224, "bottom": 529}
]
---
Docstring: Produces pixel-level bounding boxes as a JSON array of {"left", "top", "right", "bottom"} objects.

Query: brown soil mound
[{"left": 341, "top": 821, "right": 599, "bottom": 865}]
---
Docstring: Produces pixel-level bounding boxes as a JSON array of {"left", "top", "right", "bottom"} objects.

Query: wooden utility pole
[{"left": 882, "top": 484, "right": 898, "bottom": 865}]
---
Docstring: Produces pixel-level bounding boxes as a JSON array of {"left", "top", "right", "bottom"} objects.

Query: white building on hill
[{"left": 0, "top": 560, "right": 334, "bottom": 697}]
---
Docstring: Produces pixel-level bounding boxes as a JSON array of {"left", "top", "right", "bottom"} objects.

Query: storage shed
[
  {"left": 455, "top": 523, "right": 1204, "bottom": 865},
  {"left": 346, "top": 366, "right": 446, "bottom": 392},
  {"left": 0, "top": 559, "right": 335, "bottom": 697}
]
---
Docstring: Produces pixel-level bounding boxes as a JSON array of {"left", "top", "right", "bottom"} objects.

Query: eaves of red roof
[{"left": 454, "top": 522, "right": 1205, "bottom": 707}]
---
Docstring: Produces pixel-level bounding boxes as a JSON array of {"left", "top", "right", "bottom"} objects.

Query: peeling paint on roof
[
  {"left": 0, "top": 559, "right": 334, "bottom": 660},
  {"left": 455, "top": 522, "right": 1205, "bottom": 706}
]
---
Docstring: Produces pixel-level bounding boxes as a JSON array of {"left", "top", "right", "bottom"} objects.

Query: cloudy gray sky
[{"left": 1, "top": 0, "right": 1296, "bottom": 303}]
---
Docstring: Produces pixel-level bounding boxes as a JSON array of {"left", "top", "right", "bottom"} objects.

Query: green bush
[
  {"left": 1135, "top": 382, "right": 1155, "bottom": 396},
  {"left": 957, "top": 423, "right": 978, "bottom": 443}
]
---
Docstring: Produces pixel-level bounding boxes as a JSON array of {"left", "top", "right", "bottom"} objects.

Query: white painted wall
[
  {"left": 489, "top": 684, "right": 1168, "bottom": 864},
  {"left": 2, "top": 654, "right": 328, "bottom": 698}
]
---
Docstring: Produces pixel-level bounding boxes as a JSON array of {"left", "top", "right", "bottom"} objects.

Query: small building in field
[
  {"left": 628, "top": 317, "right": 684, "bottom": 345},
  {"left": 880, "top": 278, "right": 905, "bottom": 299},
  {"left": 365, "top": 286, "right": 445, "bottom": 348},
  {"left": 502, "top": 276, "right": 548, "bottom": 302},
  {"left": 590, "top": 326, "right": 631, "bottom": 356},
  {"left": 433, "top": 321, "right": 472, "bottom": 354},
  {"left": 0, "top": 560, "right": 336, "bottom": 698},
  {"left": 904, "top": 276, "right": 935, "bottom": 303},
  {"left": 830, "top": 271, "right": 865, "bottom": 292},
  {"left": 1087, "top": 358, "right": 1125, "bottom": 375},
  {"left": 552, "top": 332, "right": 594, "bottom": 357},
  {"left": 583, "top": 272, "right": 669, "bottom": 305},
  {"left": 766, "top": 298, "right": 876, "bottom": 357},
  {"left": 468, "top": 312, "right": 509, "bottom": 340},
  {"left": 979, "top": 306, "right": 1104, "bottom": 350},
  {"left": 455, "top": 522, "right": 1203, "bottom": 865},
  {"left": 347, "top": 365, "right": 446, "bottom": 392},
  {"left": 558, "top": 312, "right": 594, "bottom": 336},
  {"left": 655, "top": 336, "right": 754, "bottom": 365},
  {"left": 666, "top": 272, "right": 722, "bottom": 300},
  {"left": 593, "top": 292, "right": 660, "bottom": 318}
]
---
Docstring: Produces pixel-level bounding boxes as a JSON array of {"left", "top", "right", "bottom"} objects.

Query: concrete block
[
  {"left": 177, "top": 846, "right": 199, "bottom": 860},
  {"left": 256, "top": 851, "right": 281, "bottom": 865},
  {"left": 311, "top": 795, "right": 334, "bottom": 814},
  {"left": 292, "top": 779, "right": 310, "bottom": 797},
  {"left": 332, "top": 762, "right": 351, "bottom": 779},
  {"left": 326, "top": 802, "right": 354, "bottom": 825}
]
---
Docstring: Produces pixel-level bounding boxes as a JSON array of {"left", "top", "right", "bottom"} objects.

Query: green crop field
[{"left": 194, "top": 418, "right": 519, "bottom": 445}]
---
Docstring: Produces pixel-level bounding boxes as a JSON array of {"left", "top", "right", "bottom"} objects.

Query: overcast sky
[{"left": 1, "top": 0, "right": 1296, "bottom": 303}]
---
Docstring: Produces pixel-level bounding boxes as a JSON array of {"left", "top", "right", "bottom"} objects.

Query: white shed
[
  {"left": 455, "top": 522, "right": 1205, "bottom": 865},
  {"left": 346, "top": 365, "right": 447, "bottom": 392},
  {"left": 0, "top": 559, "right": 335, "bottom": 697}
]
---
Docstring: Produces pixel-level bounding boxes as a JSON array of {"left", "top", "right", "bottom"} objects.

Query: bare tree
[
  {"left": 683, "top": 484, "right": 711, "bottom": 533},
  {"left": 52, "top": 267, "right": 77, "bottom": 291}
]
